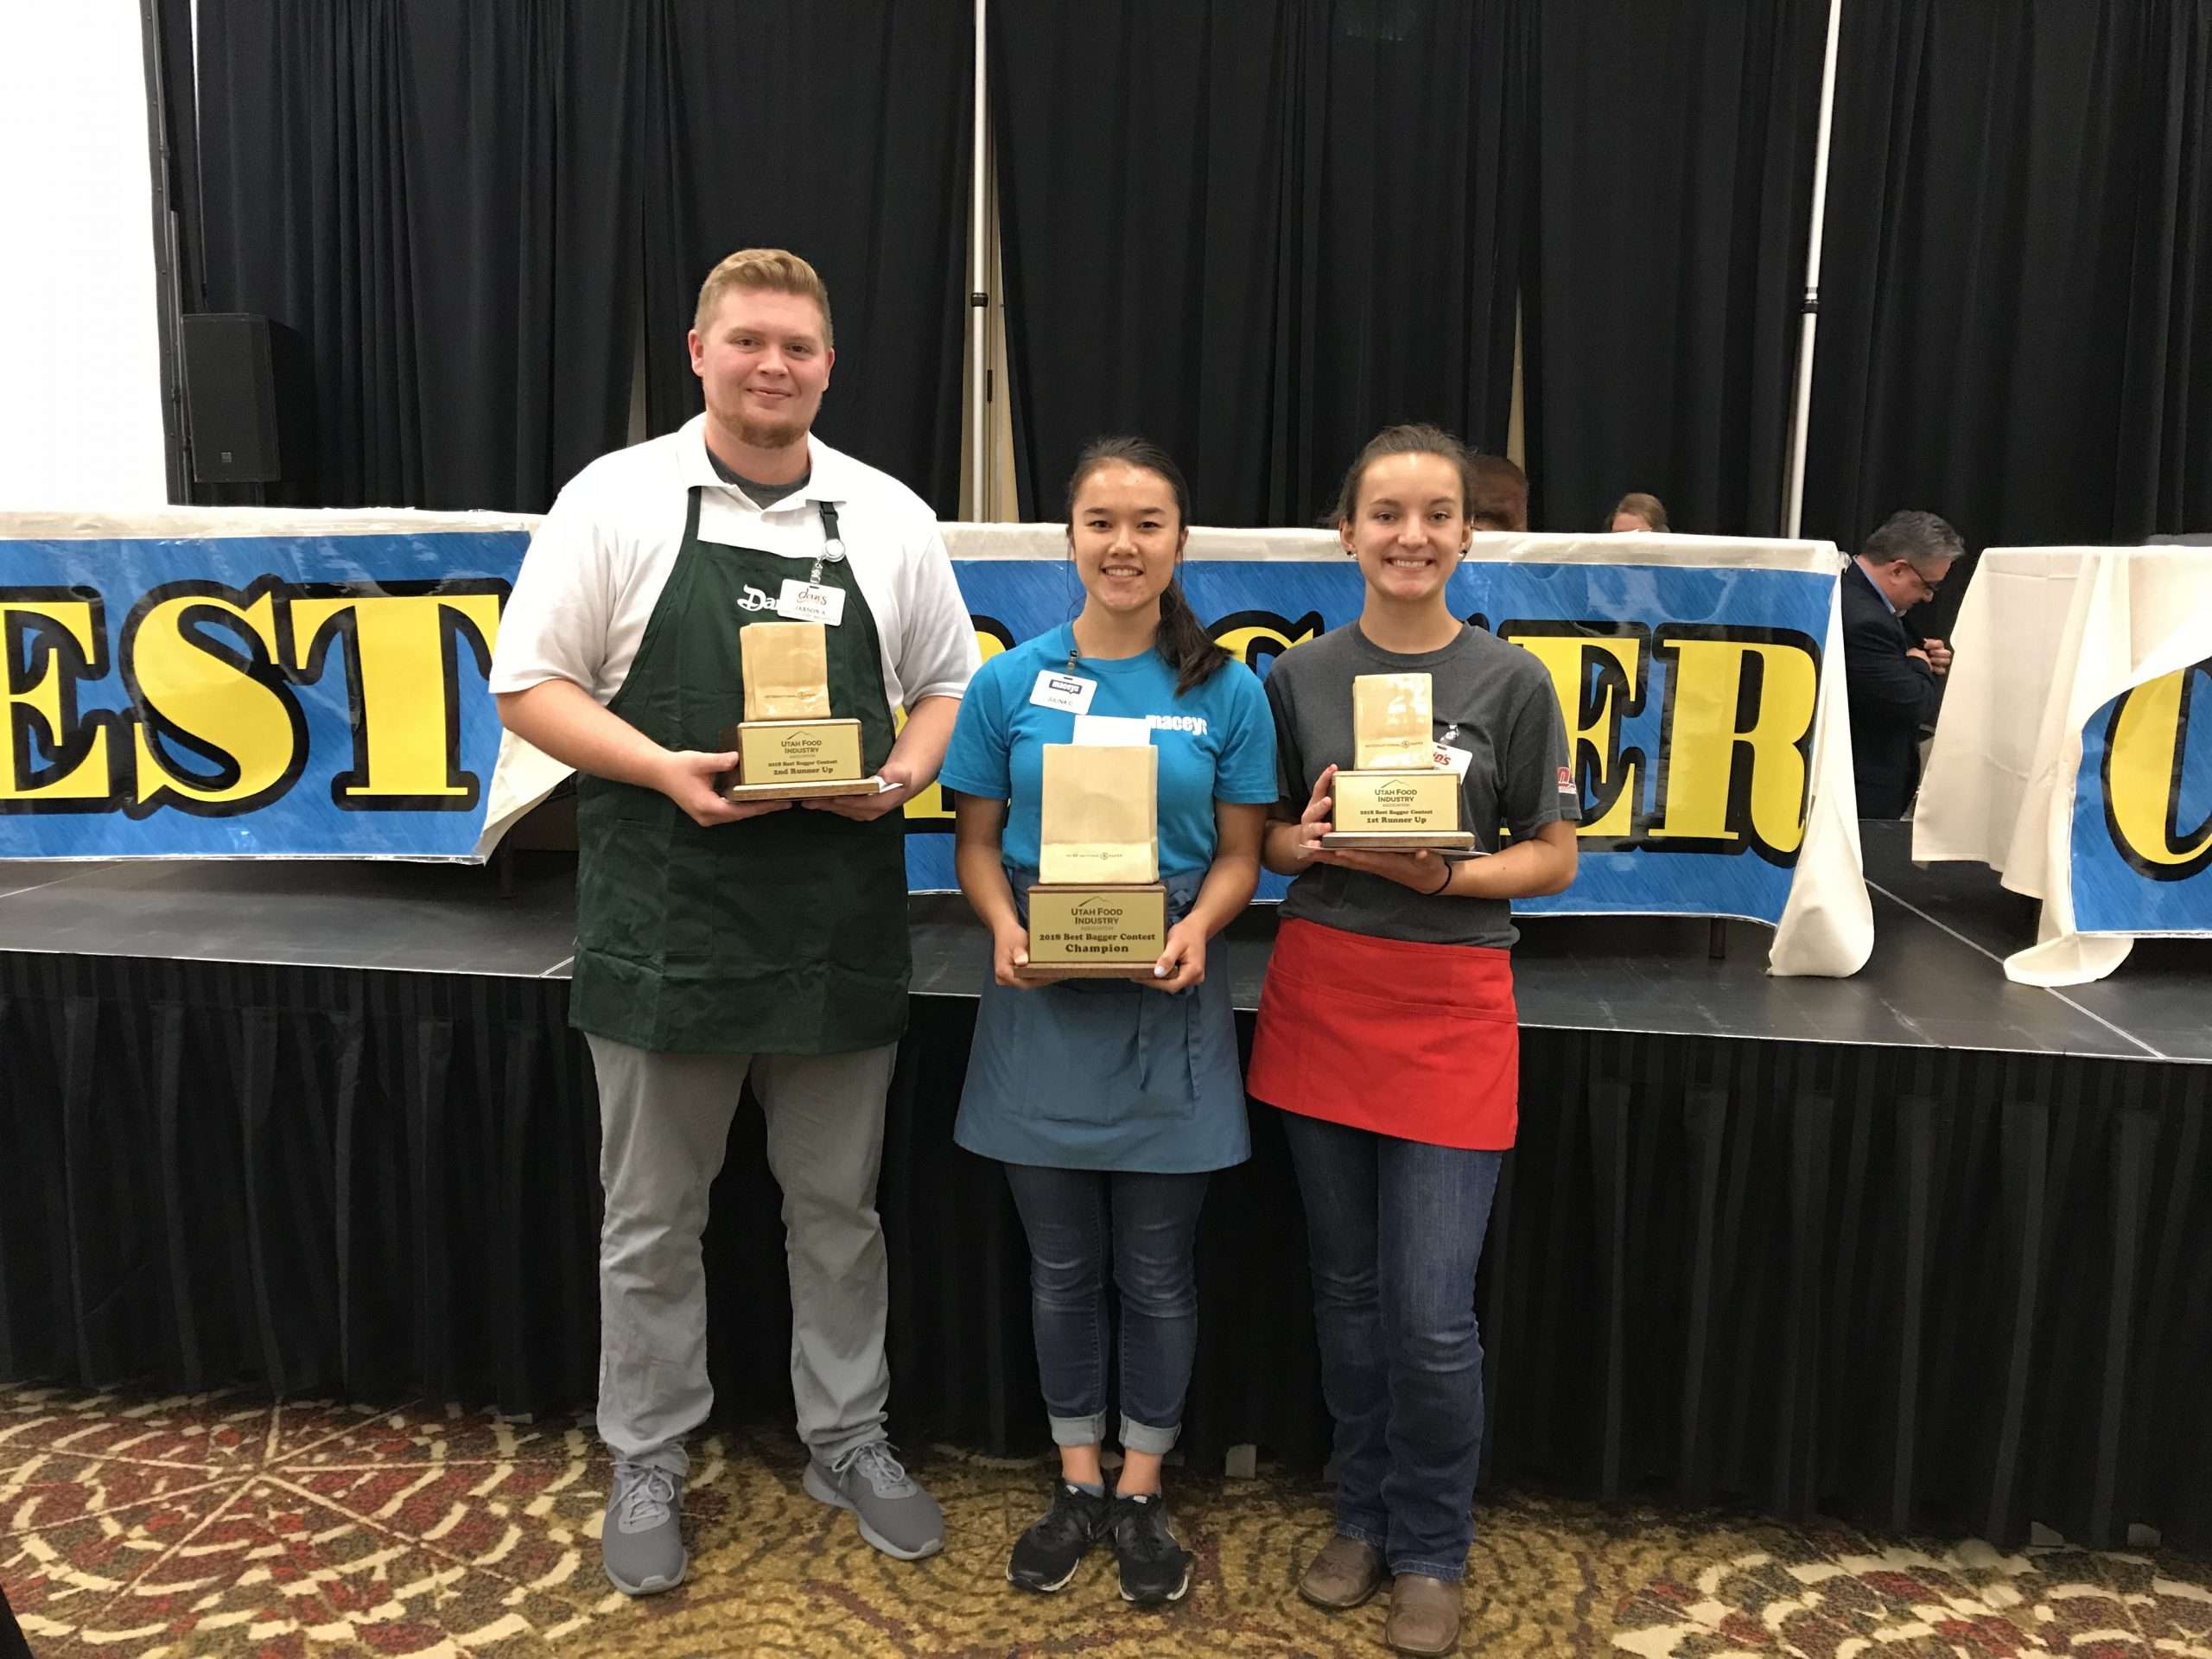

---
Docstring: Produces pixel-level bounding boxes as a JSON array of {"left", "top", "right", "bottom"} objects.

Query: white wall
[{"left": 0, "top": 4, "right": 170, "bottom": 511}]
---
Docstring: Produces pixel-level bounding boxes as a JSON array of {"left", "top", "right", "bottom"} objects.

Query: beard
[{"left": 734, "top": 414, "right": 805, "bottom": 450}]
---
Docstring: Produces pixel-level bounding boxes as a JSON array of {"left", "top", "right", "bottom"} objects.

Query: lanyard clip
[{"left": 810, "top": 500, "right": 845, "bottom": 588}]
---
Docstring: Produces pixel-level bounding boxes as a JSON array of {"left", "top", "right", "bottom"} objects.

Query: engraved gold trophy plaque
[
  {"left": 1019, "top": 743, "right": 1168, "bottom": 978},
  {"left": 720, "top": 620, "right": 884, "bottom": 802},
  {"left": 1320, "top": 671, "right": 1476, "bottom": 851}
]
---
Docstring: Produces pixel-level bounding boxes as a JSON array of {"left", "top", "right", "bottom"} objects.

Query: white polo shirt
[{"left": 490, "top": 416, "right": 978, "bottom": 712}]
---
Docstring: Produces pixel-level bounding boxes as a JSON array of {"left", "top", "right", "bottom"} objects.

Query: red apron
[{"left": 1248, "top": 916, "right": 1519, "bottom": 1150}]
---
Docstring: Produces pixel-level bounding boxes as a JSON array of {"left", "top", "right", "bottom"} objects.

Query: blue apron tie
[{"left": 1134, "top": 871, "right": 1205, "bottom": 1099}]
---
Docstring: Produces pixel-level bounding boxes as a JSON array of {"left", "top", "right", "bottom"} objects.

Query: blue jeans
[
  {"left": 1279, "top": 1111, "right": 1503, "bottom": 1581},
  {"left": 1001, "top": 1164, "right": 1210, "bottom": 1456}
]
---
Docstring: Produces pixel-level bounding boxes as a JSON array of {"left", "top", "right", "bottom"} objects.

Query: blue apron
[{"left": 953, "top": 868, "right": 1251, "bottom": 1173}]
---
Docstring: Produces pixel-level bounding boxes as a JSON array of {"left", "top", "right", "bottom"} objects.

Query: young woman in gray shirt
[{"left": 1249, "top": 423, "right": 1580, "bottom": 1657}]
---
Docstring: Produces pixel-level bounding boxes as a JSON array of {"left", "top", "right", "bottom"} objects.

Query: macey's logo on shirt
[{"left": 1147, "top": 714, "right": 1208, "bottom": 736}]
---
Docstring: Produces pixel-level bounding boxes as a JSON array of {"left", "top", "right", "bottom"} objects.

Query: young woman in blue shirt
[{"left": 938, "top": 438, "right": 1275, "bottom": 1607}]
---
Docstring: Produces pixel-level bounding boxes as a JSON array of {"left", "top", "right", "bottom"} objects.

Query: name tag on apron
[
  {"left": 1030, "top": 671, "right": 1097, "bottom": 715},
  {"left": 1073, "top": 714, "right": 1151, "bottom": 747},
  {"left": 1433, "top": 741, "right": 1474, "bottom": 778},
  {"left": 776, "top": 579, "right": 846, "bottom": 626}
]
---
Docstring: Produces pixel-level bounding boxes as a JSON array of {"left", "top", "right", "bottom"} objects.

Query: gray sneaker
[
  {"left": 803, "top": 1440, "right": 944, "bottom": 1560},
  {"left": 602, "top": 1461, "right": 687, "bottom": 1596}
]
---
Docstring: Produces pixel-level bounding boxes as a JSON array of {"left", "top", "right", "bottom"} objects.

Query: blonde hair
[{"left": 692, "top": 248, "right": 834, "bottom": 346}]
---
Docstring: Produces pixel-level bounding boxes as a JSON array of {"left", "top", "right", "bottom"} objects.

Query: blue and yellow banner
[
  {"left": 1, "top": 518, "right": 1848, "bottom": 936},
  {"left": 1, "top": 521, "right": 526, "bottom": 858},
  {"left": 913, "top": 553, "right": 1835, "bottom": 923},
  {"left": 2070, "top": 658, "right": 2212, "bottom": 936}
]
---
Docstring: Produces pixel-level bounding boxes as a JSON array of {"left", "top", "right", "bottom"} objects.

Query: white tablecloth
[{"left": 1914, "top": 544, "right": 2212, "bottom": 984}]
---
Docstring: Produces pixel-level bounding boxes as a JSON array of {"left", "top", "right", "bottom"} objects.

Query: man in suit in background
[{"left": 1844, "top": 509, "right": 1961, "bottom": 818}]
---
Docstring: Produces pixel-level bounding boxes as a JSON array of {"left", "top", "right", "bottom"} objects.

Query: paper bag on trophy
[
  {"left": 741, "top": 621, "right": 833, "bottom": 721},
  {"left": 1039, "top": 743, "right": 1159, "bottom": 885},
  {"left": 1352, "top": 672, "right": 1434, "bottom": 769}
]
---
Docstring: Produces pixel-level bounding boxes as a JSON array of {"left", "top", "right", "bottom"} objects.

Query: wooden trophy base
[
  {"left": 722, "top": 776, "right": 886, "bottom": 803},
  {"left": 1016, "top": 882, "right": 1169, "bottom": 980},
  {"left": 720, "top": 717, "right": 880, "bottom": 803},
  {"left": 1321, "top": 767, "right": 1474, "bottom": 850},
  {"left": 1320, "top": 830, "right": 1479, "bottom": 850}
]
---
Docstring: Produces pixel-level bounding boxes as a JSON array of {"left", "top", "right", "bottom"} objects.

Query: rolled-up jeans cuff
[
  {"left": 1390, "top": 1556, "right": 1468, "bottom": 1584},
  {"left": 1119, "top": 1414, "right": 1180, "bottom": 1456},
  {"left": 1048, "top": 1410, "right": 1108, "bottom": 1448}
]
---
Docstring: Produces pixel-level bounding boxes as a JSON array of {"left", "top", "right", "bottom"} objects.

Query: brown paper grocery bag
[
  {"left": 741, "top": 621, "right": 833, "bottom": 721},
  {"left": 1352, "top": 672, "right": 1434, "bottom": 770},
  {"left": 1039, "top": 743, "right": 1160, "bottom": 884}
]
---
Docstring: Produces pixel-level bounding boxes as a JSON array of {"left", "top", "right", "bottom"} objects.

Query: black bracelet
[{"left": 1426, "top": 858, "right": 1454, "bottom": 895}]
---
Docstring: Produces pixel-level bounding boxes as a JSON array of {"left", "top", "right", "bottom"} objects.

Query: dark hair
[
  {"left": 1469, "top": 454, "right": 1529, "bottom": 531},
  {"left": 1864, "top": 509, "right": 1963, "bottom": 571},
  {"left": 1611, "top": 492, "right": 1669, "bottom": 531},
  {"left": 1065, "top": 436, "right": 1227, "bottom": 696},
  {"left": 1332, "top": 423, "right": 1481, "bottom": 525}
]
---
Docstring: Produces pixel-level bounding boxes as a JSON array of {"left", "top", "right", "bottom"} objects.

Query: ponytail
[{"left": 1157, "top": 578, "right": 1228, "bottom": 697}]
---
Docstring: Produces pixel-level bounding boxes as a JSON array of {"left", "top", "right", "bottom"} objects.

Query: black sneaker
[
  {"left": 1109, "top": 1491, "right": 1192, "bottom": 1605},
  {"left": 1007, "top": 1480, "right": 1113, "bottom": 1593}
]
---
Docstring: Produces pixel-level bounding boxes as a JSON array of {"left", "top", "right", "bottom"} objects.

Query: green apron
[{"left": 569, "top": 486, "right": 910, "bottom": 1055}]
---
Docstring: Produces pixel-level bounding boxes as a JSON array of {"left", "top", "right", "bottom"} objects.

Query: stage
[{"left": 0, "top": 823, "right": 2204, "bottom": 1548}]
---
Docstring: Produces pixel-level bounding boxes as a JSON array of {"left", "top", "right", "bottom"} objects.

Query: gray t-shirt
[
  {"left": 707, "top": 444, "right": 810, "bottom": 507},
  {"left": 1265, "top": 622, "right": 1579, "bottom": 949}
]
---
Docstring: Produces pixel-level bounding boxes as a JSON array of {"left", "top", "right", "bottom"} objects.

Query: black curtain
[
  {"left": 1521, "top": 1, "right": 1826, "bottom": 536},
  {"left": 2113, "top": 2, "right": 2212, "bottom": 541},
  {"left": 993, "top": 0, "right": 1525, "bottom": 528},
  {"left": 637, "top": 1, "right": 973, "bottom": 517},
  {"left": 196, "top": 1, "right": 641, "bottom": 512},
  {"left": 1804, "top": 0, "right": 2212, "bottom": 563},
  {"left": 4, "top": 950, "right": 2208, "bottom": 1549},
  {"left": 146, "top": 0, "right": 205, "bottom": 503},
  {"left": 991, "top": 0, "right": 1299, "bottom": 526}
]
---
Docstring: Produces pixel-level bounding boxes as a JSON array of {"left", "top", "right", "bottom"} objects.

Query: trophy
[
  {"left": 1020, "top": 743, "right": 1169, "bottom": 978},
  {"left": 720, "top": 620, "right": 884, "bottom": 802},
  {"left": 1320, "top": 672, "right": 1475, "bottom": 850}
]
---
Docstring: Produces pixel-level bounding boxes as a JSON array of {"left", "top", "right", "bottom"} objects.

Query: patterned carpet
[{"left": 4, "top": 1386, "right": 2209, "bottom": 1657}]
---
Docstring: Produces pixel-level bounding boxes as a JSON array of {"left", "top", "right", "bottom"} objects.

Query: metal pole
[
  {"left": 967, "top": 0, "right": 991, "bottom": 520},
  {"left": 1782, "top": 0, "right": 1846, "bottom": 539}
]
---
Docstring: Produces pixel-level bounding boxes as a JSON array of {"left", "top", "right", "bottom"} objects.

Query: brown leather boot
[
  {"left": 1385, "top": 1572, "right": 1462, "bottom": 1656},
  {"left": 1297, "top": 1534, "right": 1386, "bottom": 1610}
]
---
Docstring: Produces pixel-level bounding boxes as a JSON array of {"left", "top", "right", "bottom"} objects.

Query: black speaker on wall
[{"left": 181, "top": 312, "right": 281, "bottom": 483}]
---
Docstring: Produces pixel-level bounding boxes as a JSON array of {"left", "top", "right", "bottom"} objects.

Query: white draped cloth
[{"left": 1914, "top": 545, "right": 2212, "bottom": 985}]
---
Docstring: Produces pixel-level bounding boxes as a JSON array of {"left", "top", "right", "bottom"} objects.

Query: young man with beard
[{"left": 491, "top": 248, "right": 977, "bottom": 1594}]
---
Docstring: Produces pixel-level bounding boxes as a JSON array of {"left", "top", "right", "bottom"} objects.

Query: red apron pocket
[{"left": 1251, "top": 918, "right": 1519, "bottom": 1151}]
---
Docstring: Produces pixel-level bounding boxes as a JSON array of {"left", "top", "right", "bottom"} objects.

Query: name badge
[
  {"left": 1030, "top": 671, "right": 1097, "bottom": 715},
  {"left": 1433, "top": 741, "right": 1474, "bottom": 778},
  {"left": 776, "top": 579, "right": 846, "bottom": 626}
]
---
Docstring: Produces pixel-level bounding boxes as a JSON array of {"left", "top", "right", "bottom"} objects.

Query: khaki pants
[{"left": 587, "top": 1034, "right": 898, "bottom": 1476}]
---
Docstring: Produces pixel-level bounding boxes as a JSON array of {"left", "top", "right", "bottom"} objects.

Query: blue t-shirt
[{"left": 940, "top": 623, "right": 1278, "bottom": 877}]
